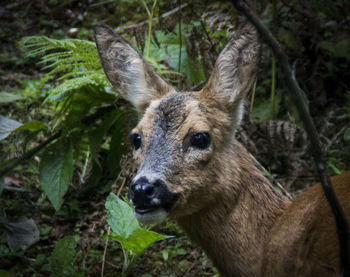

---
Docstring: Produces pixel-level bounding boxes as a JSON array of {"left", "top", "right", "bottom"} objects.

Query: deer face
[{"left": 94, "top": 23, "right": 259, "bottom": 224}]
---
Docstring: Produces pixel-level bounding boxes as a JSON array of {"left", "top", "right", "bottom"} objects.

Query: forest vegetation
[{"left": 0, "top": 0, "right": 349, "bottom": 276}]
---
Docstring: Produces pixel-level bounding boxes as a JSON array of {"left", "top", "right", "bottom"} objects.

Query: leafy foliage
[
  {"left": 19, "top": 36, "right": 111, "bottom": 100},
  {"left": 49, "top": 235, "right": 80, "bottom": 277},
  {"left": 39, "top": 139, "right": 74, "bottom": 211},
  {"left": 0, "top": 0, "right": 349, "bottom": 276},
  {"left": 105, "top": 193, "right": 168, "bottom": 275}
]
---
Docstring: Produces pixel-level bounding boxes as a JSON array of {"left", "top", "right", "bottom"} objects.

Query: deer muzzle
[{"left": 129, "top": 176, "right": 179, "bottom": 224}]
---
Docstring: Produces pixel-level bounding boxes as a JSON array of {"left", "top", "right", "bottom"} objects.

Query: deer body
[{"left": 94, "top": 23, "right": 350, "bottom": 276}]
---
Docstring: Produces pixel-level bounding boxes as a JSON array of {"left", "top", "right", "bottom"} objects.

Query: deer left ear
[
  {"left": 200, "top": 22, "right": 259, "bottom": 127},
  {"left": 94, "top": 24, "right": 175, "bottom": 112}
]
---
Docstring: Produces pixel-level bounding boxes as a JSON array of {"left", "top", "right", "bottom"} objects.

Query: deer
[{"left": 94, "top": 22, "right": 350, "bottom": 276}]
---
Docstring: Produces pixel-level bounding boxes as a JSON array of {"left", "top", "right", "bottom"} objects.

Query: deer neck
[{"left": 176, "top": 142, "right": 291, "bottom": 277}]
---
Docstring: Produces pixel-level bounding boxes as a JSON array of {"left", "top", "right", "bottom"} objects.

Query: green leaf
[
  {"left": 105, "top": 193, "right": 167, "bottom": 255},
  {"left": 318, "top": 39, "right": 350, "bottom": 59},
  {"left": 344, "top": 128, "right": 350, "bottom": 142},
  {"left": 50, "top": 235, "right": 79, "bottom": 277},
  {"left": 0, "top": 92, "right": 24, "bottom": 103},
  {"left": 110, "top": 228, "right": 166, "bottom": 255},
  {"left": 88, "top": 109, "right": 121, "bottom": 166},
  {"left": 39, "top": 140, "right": 74, "bottom": 211},
  {"left": 105, "top": 193, "right": 139, "bottom": 238},
  {"left": 278, "top": 27, "right": 303, "bottom": 50},
  {"left": 15, "top": 121, "right": 48, "bottom": 132},
  {"left": 0, "top": 115, "right": 23, "bottom": 140},
  {"left": 0, "top": 270, "right": 14, "bottom": 277}
]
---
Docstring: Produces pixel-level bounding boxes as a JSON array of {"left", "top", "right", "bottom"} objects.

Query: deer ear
[
  {"left": 94, "top": 24, "right": 174, "bottom": 112},
  {"left": 200, "top": 22, "right": 259, "bottom": 125}
]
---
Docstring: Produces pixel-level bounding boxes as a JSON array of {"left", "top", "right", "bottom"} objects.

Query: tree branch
[
  {"left": 0, "top": 131, "right": 61, "bottom": 178},
  {"left": 231, "top": 1, "right": 349, "bottom": 275}
]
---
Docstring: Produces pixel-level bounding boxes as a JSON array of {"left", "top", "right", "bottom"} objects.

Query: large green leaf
[
  {"left": 105, "top": 193, "right": 167, "bottom": 255},
  {"left": 109, "top": 228, "right": 166, "bottom": 255},
  {"left": 0, "top": 115, "right": 23, "bottom": 140},
  {"left": 50, "top": 235, "right": 79, "bottom": 277},
  {"left": 105, "top": 193, "right": 139, "bottom": 238},
  {"left": 39, "top": 140, "right": 74, "bottom": 211}
]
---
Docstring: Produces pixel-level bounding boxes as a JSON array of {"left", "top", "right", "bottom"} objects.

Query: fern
[{"left": 19, "top": 36, "right": 111, "bottom": 100}]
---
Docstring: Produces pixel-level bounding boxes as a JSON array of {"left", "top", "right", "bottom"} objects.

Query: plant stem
[
  {"left": 270, "top": 53, "right": 276, "bottom": 119},
  {"left": 0, "top": 131, "right": 61, "bottom": 178},
  {"left": 142, "top": 0, "right": 157, "bottom": 59}
]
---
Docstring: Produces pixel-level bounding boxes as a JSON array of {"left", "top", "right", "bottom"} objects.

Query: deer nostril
[
  {"left": 131, "top": 181, "right": 155, "bottom": 200},
  {"left": 143, "top": 183, "right": 154, "bottom": 196}
]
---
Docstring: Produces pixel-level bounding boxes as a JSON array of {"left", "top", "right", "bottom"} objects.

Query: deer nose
[{"left": 129, "top": 178, "right": 156, "bottom": 207}]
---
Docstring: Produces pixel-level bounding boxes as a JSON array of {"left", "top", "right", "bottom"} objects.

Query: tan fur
[{"left": 95, "top": 23, "right": 350, "bottom": 277}]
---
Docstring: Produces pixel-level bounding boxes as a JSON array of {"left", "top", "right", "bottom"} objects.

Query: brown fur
[{"left": 94, "top": 23, "right": 350, "bottom": 276}]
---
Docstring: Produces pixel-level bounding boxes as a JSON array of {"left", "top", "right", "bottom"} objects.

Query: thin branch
[
  {"left": 114, "top": 3, "right": 188, "bottom": 32},
  {"left": 325, "top": 123, "right": 350, "bottom": 153},
  {"left": 249, "top": 153, "right": 293, "bottom": 200},
  {"left": 0, "top": 131, "right": 61, "bottom": 178},
  {"left": 231, "top": 1, "right": 349, "bottom": 275}
]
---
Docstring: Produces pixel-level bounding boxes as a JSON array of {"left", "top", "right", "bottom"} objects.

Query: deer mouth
[
  {"left": 135, "top": 205, "right": 160, "bottom": 215},
  {"left": 133, "top": 194, "right": 179, "bottom": 224},
  {"left": 134, "top": 205, "right": 168, "bottom": 224}
]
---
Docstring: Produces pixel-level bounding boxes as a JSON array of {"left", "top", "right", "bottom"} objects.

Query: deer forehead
[{"left": 133, "top": 92, "right": 211, "bottom": 140}]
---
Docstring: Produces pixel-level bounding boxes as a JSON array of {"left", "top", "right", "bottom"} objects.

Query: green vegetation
[{"left": 0, "top": 0, "right": 349, "bottom": 276}]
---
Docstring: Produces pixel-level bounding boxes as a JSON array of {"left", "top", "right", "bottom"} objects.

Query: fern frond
[{"left": 19, "top": 36, "right": 111, "bottom": 100}]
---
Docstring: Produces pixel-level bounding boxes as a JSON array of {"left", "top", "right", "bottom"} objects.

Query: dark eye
[
  {"left": 191, "top": 132, "right": 210, "bottom": 149},
  {"left": 132, "top": 134, "right": 142, "bottom": 150}
]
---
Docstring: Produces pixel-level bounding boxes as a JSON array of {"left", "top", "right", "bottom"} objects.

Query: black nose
[{"left": 129, "top": 177, "right": 156, "bottom": 208}]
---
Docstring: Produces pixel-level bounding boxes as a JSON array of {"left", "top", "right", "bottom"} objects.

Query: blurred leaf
[
  {"left": 318, "top": 39, "right": 350, "bottom": 59},
  {"left": 344, "top": 128, "right": 350, "bottom": 142},
  {"left": 278, "top": 27, "right": 304, "bottom": 50},
  {"left": 0, "top": 270, "right": 14, "bottom": 277},
  {"left": 1, "top": 217, "right": 40, "bottom": 251},
  {"left": 50, "top": 235, "right": 79, "bottom": 277},
  {"left": 39, "top": 140, "right": 74, "bottom": 211},
  {"left": 107, "top": 112, "right": 128, "bottom": 177},
  {"left": 15, "top": 121, "right": 48, "bottom": 132},
  {"left": 0, "top": 115, "right": 23, "bottom": 140},
  {"left": 88, "top": 108, "right": 121, "bottom": 166},
  {"left": 0, "top": 92, "right": 24, "bottom": 103}
]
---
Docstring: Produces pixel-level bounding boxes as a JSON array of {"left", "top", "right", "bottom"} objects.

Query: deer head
[{"left": 94, "top": 23, "right": 259, "bottom": 224}]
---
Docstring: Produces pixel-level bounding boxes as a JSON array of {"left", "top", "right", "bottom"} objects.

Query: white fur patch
[{"left": 135, "top": 208, "right": 168, "bottom": 224}]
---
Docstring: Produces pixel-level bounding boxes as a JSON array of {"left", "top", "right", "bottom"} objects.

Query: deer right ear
[
  {"left": 94, "top": 24, "right": 174, "bottom": 112},
  {"left": 200, "top": 22, "right": 259, "bottom": 128}
]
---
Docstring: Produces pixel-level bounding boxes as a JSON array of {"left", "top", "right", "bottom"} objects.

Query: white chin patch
[{"left": 135, "top": 208, "right": 168, "bottom": 225}]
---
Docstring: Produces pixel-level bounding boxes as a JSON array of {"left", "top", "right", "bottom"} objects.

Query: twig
[
  {"left": 249, "top": 153, "right": 293, "bottom": 200},
  {"left": 114, "top": 3, "right": 188, "bottom": 32},
  {"left": 0, "top": 131, "right": 61, "bottom": 178},
  {"left": 249, "top": 79, "right": 257, "bottom": 113},
  {"left": 231, "top": 1, "right": 349, "bottom": 275},
  {"left": 177, "top": 0, "right": 182, "bottom": 87},
  {"left": 325, "top": 123, "right": 350, "bottom": 153}
]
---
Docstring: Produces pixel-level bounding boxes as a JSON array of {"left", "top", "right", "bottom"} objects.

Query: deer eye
[
  {"left": 132, "top": 134, "right": 142, "bottom": 150},
  {"left": 191, "top": 132, "right": 210, "bottom": 149}
]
